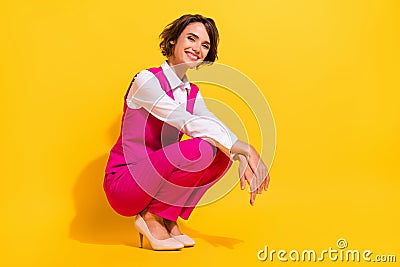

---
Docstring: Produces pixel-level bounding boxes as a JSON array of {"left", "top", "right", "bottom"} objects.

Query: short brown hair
[{"left": 159, "top": 14, "right": 219, "bottom": 69}]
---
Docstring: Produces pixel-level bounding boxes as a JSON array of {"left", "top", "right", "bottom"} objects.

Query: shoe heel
[
  {"left": 134, "top": 214, "right": 184, "bottom": 250},
  {"left": 139, "top": 233, "right": 143, "bottom": 248}
]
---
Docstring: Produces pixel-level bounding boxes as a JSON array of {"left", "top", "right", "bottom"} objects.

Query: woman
[{"left": 103, "top": 14, "right": 270, "bottom": 250}]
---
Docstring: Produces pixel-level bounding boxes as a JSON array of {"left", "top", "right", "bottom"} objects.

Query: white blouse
[{"left": 126, "top": 60, "right": 238, "bottom": 160}]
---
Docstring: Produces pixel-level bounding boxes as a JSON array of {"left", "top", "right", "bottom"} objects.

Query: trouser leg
[{"left": 140, "top": 138, "right": 232, "bottom": 221}]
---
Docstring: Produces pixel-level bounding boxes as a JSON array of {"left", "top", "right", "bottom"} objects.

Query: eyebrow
[{"left": 187, "top": 33, "right": 210, "bottom": 45}]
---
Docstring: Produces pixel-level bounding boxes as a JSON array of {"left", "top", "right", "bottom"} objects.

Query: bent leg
[
  {"left": 104, "top": 137, "right": 232, "bottom": 219},
  {"left": 143, "top": 138, "right": 232, "bottom": 221}
]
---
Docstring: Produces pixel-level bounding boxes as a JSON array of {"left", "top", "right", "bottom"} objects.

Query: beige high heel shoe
[
  {"left": 134, "top": 214, "right": 184, "bottom": 250},
  {"left": 170, "top": 233, "right": 195, "bottom": 247},
  {"left": 163, "top": 219, "right": 196, "bottom": 247}
]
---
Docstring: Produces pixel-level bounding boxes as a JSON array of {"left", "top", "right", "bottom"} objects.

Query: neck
[{"left": 166, "top": 59, "right": 188, "bottom": 81}]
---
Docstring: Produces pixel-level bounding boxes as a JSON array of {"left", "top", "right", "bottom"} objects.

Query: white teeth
[{"left": 186, "top": 52, "right": 198, "bottom": 60}]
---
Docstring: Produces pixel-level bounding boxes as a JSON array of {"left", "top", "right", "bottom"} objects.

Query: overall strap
[
  {"left": 147, "top": 67, "right": 174, "bottom": 100},
  {"left": 186, "top": 82, "right": 199, "bottom": 114},
  {"left": 148, "top": 67, "right": 199, "bottom": 114},
  {"left": 122, "top": 67, "right": 174, "bottom": 111}
]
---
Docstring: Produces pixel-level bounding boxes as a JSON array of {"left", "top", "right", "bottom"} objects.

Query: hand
[{"left": 235, "top": 148, "right": 271, "bottom": 205}]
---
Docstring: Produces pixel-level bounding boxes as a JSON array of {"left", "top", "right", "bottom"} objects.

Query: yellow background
[{"left": 1, "top": 0, "right": 399, "bottom": 266}]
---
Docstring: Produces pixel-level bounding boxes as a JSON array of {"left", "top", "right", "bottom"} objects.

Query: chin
[{"left": 185, "top": 60, "right": 202, "bottom": 69}]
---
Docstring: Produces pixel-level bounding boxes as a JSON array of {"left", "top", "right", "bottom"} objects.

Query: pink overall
[{"left": 103, "top": 66, "right": 233, "bottom": 221}]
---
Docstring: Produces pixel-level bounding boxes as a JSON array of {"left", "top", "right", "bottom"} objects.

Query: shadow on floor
[{"left": 69, "top": 154, "right": 137, "bottom": 245}]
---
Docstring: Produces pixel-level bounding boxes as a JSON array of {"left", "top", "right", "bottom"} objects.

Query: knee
[
  {"left": 185, "top": 137, "right": 217, "bottom": 160},
  {"left": 159, "top": 137, "right": 218, "bottom": 173},
  {"left": 170, "top": 138, "right": 217, "bottom": 172}
]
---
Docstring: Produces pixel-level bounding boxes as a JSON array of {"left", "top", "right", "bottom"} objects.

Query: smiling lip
[{"left": 185, "top": 51, "right": 199, "bottom": 60}]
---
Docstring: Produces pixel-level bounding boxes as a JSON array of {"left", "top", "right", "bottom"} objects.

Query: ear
[{"left": 169, "top": 40, "right": 175, "bottom": 45}]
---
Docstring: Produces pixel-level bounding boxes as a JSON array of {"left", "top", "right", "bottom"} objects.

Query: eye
[
  {"left": 188, "top": 36, "right": 195, "bottom": 41},
  {"left": 202, "top": 44, "right": 210, "bottom": 49}
]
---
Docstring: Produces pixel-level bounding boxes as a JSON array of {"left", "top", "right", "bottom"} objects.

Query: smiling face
[{"left": 168, "top": 22, "right": 211, "bottom": 69}]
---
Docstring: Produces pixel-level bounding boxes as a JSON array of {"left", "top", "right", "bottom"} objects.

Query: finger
[
  {"left": 244, "top": 165, "right": 254, "bottom": 185},
  {"left": 238, "top": 163, "right": 245, "bottom": 189},
  {"left": 238, "top": 161, "right": 246, "bottom": 179},
  {"left": 248, "top": 156, "right": 263, "bottom": 187},
  {"left": 264, "top": 172, "right": 271, "bottom": 191},
  {"left": 257, "top": 177, "right": 265, "bottom": 194},
  {"left": 253, "top": 178, "right": 266, "bottom": 195},
  {"left": 249, "top": 173, "right": 258, "bottom": 193},
  {"left": 250, "top": 191, "right": 256, "bottom": 206},
  {"left": 257, "top": 184, "right": 263, "bottom": 194},
  {"left": 240, "top": 176, "right": 246, "bottom": 190},
  {"left": 247, "top": 151, "right": 263, "bottom": 175},
  {"left": 255, "top": 181, "right": 262, "bottom": 194},
  {"left": 251, "top": 157, "right": 269, "bottom": 192}
]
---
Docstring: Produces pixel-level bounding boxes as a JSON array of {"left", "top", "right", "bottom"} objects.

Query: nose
[{"left": 193, "top": 42, "right": 201, "bottom": 54}]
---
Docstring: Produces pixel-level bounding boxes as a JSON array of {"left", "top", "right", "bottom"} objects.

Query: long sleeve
[
  {"left": 126, "top": 70, "right": 237, "bottom": 156},
  {"left": 193, "top": 90, "right": 239, "bottom": 161}
]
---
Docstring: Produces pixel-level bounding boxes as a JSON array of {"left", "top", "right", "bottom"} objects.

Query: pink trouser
[{"left": 103, "top": 138, "right": 232, "bottom": 221}]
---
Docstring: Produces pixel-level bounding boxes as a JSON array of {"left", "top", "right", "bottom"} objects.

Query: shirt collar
[{"left": 161, "top": 60, "right": 191, "bottom": 91}]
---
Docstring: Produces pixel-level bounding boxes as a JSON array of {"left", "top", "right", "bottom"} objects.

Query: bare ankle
[
  {"left": 141, "top": 210, "right": 163, "bottom": 222},
  {"left": 163, "top": 219, "right": 182, "bottom": 235}
]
